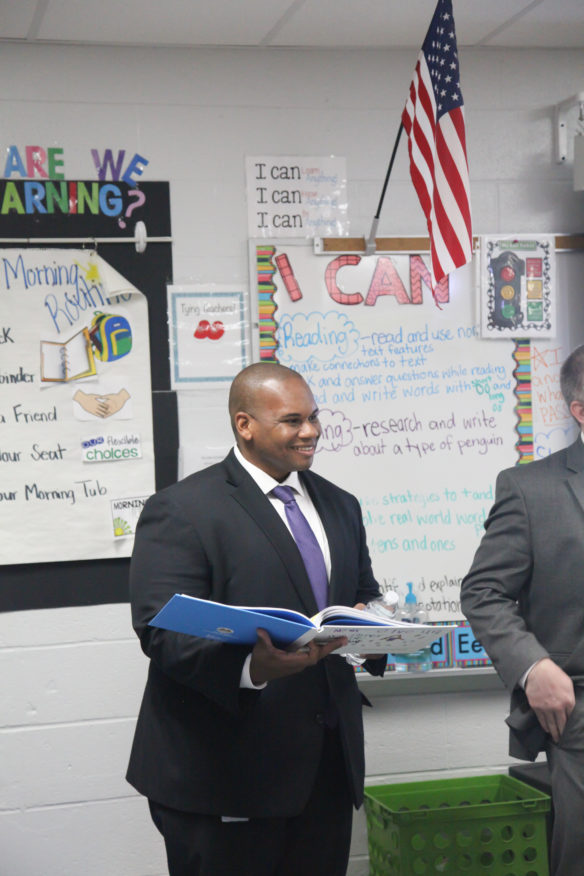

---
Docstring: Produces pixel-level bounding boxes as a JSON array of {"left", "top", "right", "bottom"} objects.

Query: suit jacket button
[{"left": 315, "top": 712, "right": 325, "bottom": 725}]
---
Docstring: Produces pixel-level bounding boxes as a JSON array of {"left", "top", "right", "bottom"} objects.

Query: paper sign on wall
[
  {"left": 246, "top": 155, "right": 348, "bottom": 238},
  {"left": 0, "top": 249, "right": 155, "bottom": 564},
  {"left": 479, "top": 235, "right": 556, "bottom": 338},
  {"left": 167, "top": 285, "right": 249, "bottom": 388}
]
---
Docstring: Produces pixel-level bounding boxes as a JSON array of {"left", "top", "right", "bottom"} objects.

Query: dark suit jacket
[
  {"left": 461, "top": 437, "right": 584, "bottom": 759},
  {"left": 126, "top": 450, "right": 384, "bottom": 816}
]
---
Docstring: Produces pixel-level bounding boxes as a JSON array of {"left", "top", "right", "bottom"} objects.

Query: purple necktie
[{"left": 272, "top": 485, "right": 328, "bottom": 611}]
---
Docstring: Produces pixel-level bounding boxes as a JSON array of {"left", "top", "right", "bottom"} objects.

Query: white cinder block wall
[{"left": 1, "top": 44, "right": 582, "bottom": 876}]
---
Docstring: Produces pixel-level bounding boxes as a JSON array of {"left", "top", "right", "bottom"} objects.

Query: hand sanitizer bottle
[{"left": 393, "top": 583, "right": 432, "bottom": 672}]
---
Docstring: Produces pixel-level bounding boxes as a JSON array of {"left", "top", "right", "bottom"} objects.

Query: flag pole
[{"left": 365, "top": 121, "right": 404, "bottom": 255}]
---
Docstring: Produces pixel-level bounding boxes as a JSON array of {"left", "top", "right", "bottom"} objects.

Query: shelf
[{"left": 356, "top": 666, "right": 505, "bottom": 697}]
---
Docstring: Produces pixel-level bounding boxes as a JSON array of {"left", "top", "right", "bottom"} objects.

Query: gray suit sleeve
[{"left": 460, "top": 468, "right": 549, "bottom": 691}]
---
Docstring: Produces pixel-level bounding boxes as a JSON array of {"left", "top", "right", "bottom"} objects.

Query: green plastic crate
[{"left": 364, "top": 774, "right": 550, "bottom": 876}]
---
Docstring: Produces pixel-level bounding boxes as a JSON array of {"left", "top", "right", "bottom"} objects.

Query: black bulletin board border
[{"left": 0, "top": 182, "right": 178, "bottom": 612}]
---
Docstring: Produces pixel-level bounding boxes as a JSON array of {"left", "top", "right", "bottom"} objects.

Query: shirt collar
[{"left": 233, "top": 445, "right": 303, "bottom": 497}]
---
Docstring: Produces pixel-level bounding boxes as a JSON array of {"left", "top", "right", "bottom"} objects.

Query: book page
[
  {"left": 314, "top": 605, "right": 398, "bottom": 625},
  {"left": 40, "top": 340, "right": 67, "bottom": 382},
  {"left": 293, "top": 622, "right": 458, "bottom": 655}
]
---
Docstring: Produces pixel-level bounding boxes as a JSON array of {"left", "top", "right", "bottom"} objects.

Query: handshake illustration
[{"left": 73, "top": 388, "right": 131, "bottom": 419}]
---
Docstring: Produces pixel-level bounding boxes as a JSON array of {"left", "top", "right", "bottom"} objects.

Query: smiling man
[
  {"left": 127, "top": 362, "right": 386, "bottom": 876},
  {"left": 229, "top": 363, "right": 322, "bottom": 480}
]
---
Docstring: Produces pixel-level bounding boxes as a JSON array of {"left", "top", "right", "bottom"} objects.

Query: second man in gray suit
[{"left": 461, "top": 343, "right": 584, "bottom": 876}]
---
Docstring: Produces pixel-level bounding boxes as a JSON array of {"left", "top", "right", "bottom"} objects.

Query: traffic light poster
[{"left": 479, "top": 235, "right": 556, "bottom": 338}]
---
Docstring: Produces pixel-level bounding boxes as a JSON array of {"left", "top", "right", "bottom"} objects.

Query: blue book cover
[{"left": 149, "top": 594, "right": 316, "bottom": 647}]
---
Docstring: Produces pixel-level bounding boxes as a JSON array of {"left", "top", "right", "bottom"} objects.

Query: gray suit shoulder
[{"left": 497, "top": 441, "right": 574, "bottom": 487}]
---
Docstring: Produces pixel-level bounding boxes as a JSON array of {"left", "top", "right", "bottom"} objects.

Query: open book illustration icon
[
  {"left": 40, "top": 328, "right": 97, "bottom": 382},
  {"left": 149, "top": 594, "right": 457, "bottom": 656}
]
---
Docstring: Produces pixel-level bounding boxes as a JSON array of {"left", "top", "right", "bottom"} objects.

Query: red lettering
[
  {"left": 275, "top": 253, "right": 303, "bottom": 301},
  {"left": 324, "top": 255, "right": 363, "bottom": 305},
  {"left": 68, "top": 181, "right": 77, "bottom": 214},
  {"left": 365, "top": 257, "right": 410, "bottom": 306},
  {"left": 410, "top": 255, "right": 450, "bottom": 305},
  {"left": 25, "top": 145, "right": 48, "bottom": 179}
]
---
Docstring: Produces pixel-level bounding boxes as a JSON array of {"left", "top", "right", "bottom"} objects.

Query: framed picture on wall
[
  {"left": 167, "top": 285, "right": 250, "bottom": 388},
  {"left": 479, "top": 235, "right": 556, "bottom": 338}
]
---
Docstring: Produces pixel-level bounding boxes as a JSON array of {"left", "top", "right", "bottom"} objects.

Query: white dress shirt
[
  {"left": 233, "top": 445, "right": 332, "bottom": 689},
  {"left": 233, "top": 445, "right": 332, "bottom": 575}
]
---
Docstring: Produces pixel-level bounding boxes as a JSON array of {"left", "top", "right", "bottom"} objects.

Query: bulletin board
[
  {"left": 0, "top": 247, "right": 156, "bottom": 565},
  {"left": 249, "top": 238, "right": 584, "bottom": 633},
  {"left": 0, "top": 182, "right": 177, "bottom": 611}
]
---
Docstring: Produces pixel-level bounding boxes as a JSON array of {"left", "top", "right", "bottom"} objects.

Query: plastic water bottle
[
  {"left": 365, "top": 589, "right": 400, "bottom": 620},
  {"left": 393, "top": 582, "right": 432, "bottom": 672},
  {"left": 345, "top": 589, "right": 399, "bottom": 666}
]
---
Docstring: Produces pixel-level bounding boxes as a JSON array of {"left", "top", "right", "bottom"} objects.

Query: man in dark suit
[
  {"left": 127, "top": 362, "right": 386, "bottom": 876},
  {"left": 461, "top": 344, "right": 584, "bottom": 876}
]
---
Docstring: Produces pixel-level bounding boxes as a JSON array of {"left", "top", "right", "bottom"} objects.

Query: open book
[
  {"left": 40, "top": 327, "right": 97, "bottom": 382},
  {"left": 149, "top": 593, "right": 457, "bottom": 655}
]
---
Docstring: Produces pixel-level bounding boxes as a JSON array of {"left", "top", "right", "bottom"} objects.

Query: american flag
[{"left": 402, "top": 0, "right": 472, "bottom": 290}]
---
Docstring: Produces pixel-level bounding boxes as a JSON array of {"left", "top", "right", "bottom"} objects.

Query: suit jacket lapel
[
  {"left": 565, "top": 437, "right": 584, "bottom": 515},
  {"left": 223, "top": 451, "right": 319, "bottom": 615}
]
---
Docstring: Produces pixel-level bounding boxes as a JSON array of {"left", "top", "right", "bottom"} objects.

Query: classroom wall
[{"left": 1, "top": 43, "right": 582, "bottom": 875}]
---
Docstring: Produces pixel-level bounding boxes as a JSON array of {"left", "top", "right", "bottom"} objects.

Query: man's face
[{"left": 238, "top": 377, "right": 321, "bottom": 481}]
